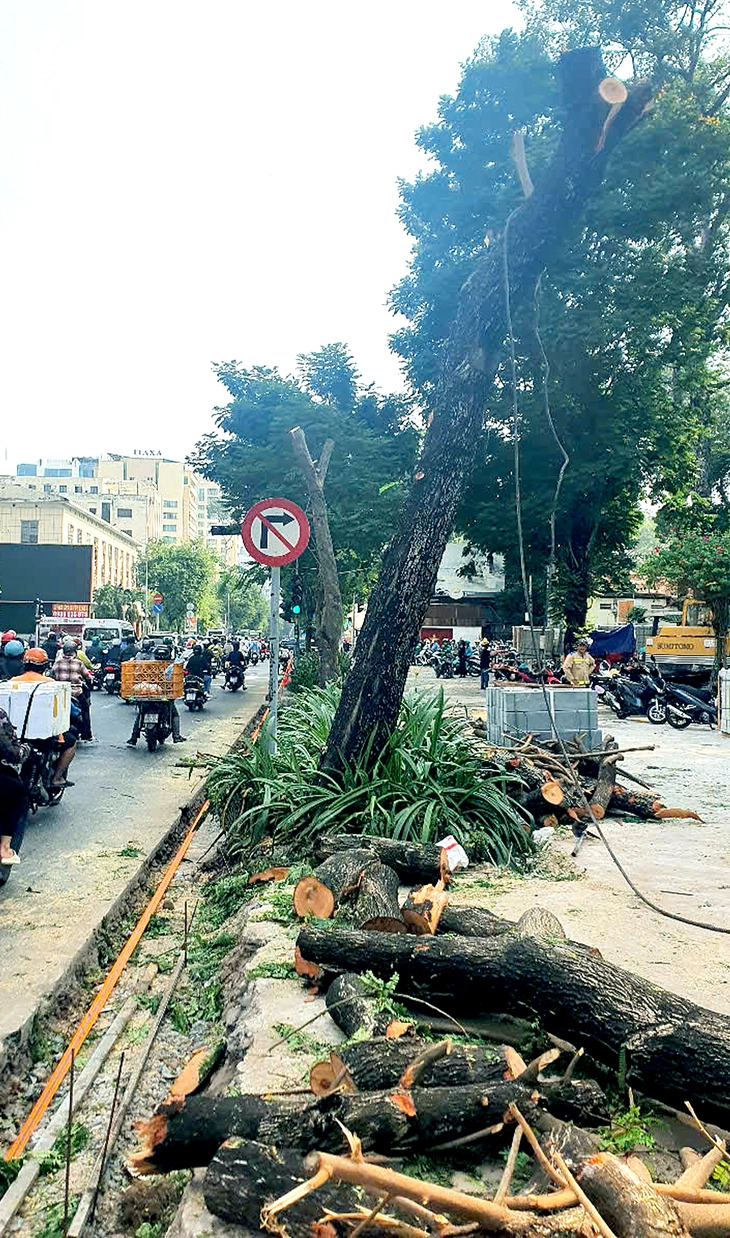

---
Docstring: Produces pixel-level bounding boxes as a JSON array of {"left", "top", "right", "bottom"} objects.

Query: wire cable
[{"left": 501, "top": 209, "right": 730, "bottom": 937}]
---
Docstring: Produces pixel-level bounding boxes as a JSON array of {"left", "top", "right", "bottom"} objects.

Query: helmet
[
  {"left": 194, "top": 644, "right": 203, "bottom": 654},
  {"left": 1, "top": 630, "right": 17, "bottom": 645},
  {"left": 5, "top": 640, "right": 24, "bottom": 658},
  {"left": 24, "top": 648, "right": 49, "bottom": 666},
  {"left": 141, "top": 638, "right": 154, "bottom": 651},
  {"left": 62, "top": 638, "right": 77, "bottom": 653}
]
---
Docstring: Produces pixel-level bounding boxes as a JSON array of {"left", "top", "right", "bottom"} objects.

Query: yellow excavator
[{"left": 645, "top": 599, "right": 728, "bottom": 682}]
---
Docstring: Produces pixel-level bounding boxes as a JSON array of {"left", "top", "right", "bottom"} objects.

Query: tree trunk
[
  {"left": 325, "top": 972, "right": 396, "bottom": 1039},
  {"left": 607, "top": 785, "right": 663, "bottom": 819},
  {"left": 437, "top": 904, "right": 513, "bottom": 938},
  {"left": 314, "top": 834, "right": 447, "bottom": 885},
  {"left": 132, "top": 1078, "right": 544, "bottom": 1173},
  {"left": 401, "top": 880, "right": 449, "bottom": 934},
  {"left": 348, "top": 862, "right": 405, "bottom": 932},
  {"left": 578, "top": 1153, "right": 690, "bottom": 1237},
  {"left": 296, "top": 922, "right": 730, "bottom": 1127},
  {"left": 711, "top": 596, "right": 729, "bottom": 686},
  {"left": 292, "top": 849, "right": 378, "bottom": 919},
  {"left": 289, "top": 428, "right": 342, "bottom": 685},
  {"left": 319, "top": 52, "right": 652, "bottom": 775},
  {"left": 588, "top": 736, "right": 618, "bottom": 820}
]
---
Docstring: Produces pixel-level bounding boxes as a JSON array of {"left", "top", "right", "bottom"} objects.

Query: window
[
  {"left": 77, "top": 529, "right": 83, "bottom": 543},
  {"left": 117, "top": 507, "right": 133, "bottom": 518},
  {"left": 89, "top": 485, "right": 98, "bottom": 494},
  {"left": 68, "top": 524, "right": 75, "bottom": 543},
  {"left": 59, "top": 485, "right": 67, "bottom": 493},
  {"left": 43, "top": 484, "right": 52, "bottom": 493},
  {"left": 163, "top": 500, "right": 178, "bottom": 508},
  {"left": 163, "top": 523, "right": 177, "bottom": 533},
  {"left": 89, "top": 507, "right": 97, "bottom": 515},
  {"left": 75, "top": 485, "right": 82, "bottom": 493},
  {"left": 21, "top": 520, "right": 39, "bottom": 544},
  {"left": 122, "top": 529, "right": 133, "bottom": 537}
]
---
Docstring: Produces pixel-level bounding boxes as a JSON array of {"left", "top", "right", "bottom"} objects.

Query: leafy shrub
[
  {"left": 207, "top": 684, "right": 532, "bottom": 865},
  {"left": 287, "top": 651, "right": 320, "bottom": 693}
]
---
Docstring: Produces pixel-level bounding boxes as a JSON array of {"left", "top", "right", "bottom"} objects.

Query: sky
[{"left": 0, "top": 0, "right": 519, "bottom": 472}]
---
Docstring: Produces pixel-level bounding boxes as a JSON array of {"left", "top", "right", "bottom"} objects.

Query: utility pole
[{"left": 268, "top": 567, "right": 281, "bottom": 755}]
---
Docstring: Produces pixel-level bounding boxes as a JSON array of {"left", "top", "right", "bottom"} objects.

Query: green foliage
[
  {"left": 499, "top": 1147, "right": 534, "bottom": 1189},
  {"left": 401, "top": 1156, "right": 454, "bottom": 1187},
  {"left": 246, "top": 961, "right": 296, "bottom": 979},
  {"left": 199, "top": 872, "right": 255, "bottom": 929},
  {"left": 272, "top": 1022, "right": 331, "bottom": 1057},
  {"left": 118, "top": 841, "right": 144, "bottom": 858},
  {"left": 711, "top": 1161, "right": 730, "bottom": 1190},
  {"left": 357, "top": 971, "right": 403, "bottom": 1017},
  {"left": 217, "top": 567, "right": 268, "bottom": 633},
  {"left": 92, "top": 584, "right": 144, "bottom": 621},
  {"left": 599, "top": 1103, "right": 657, "bottom": 1155},
  {"left": 626, "top": 606, "right": 648, "bottom": 624},
  {"left": 391, "top": 10, "right": 730, "bottom": 627},
  {"left": 35, "top": 1198, "right": 80, "bottom": 1238},
  {"left": 135, "top": 541, "right": 220, "bottom": 630},
  {"left": 206, "top": 685, "right": 533, "bottom": 864},
  {"left": 0, "top": 1157, "right": 23, "bottom": 1198},
  {"left": 287, "top": 651, "right": 321, "bottom": 694},
  {"left": 39, "top": 1123, "right": 90, "bottom": 1176},
  {"left": 191, "top": 350, "right": 418, "bottom": 613},
  {"left": 643, "top": 528, "right": 730, "bottom": 674},
  {"left": 135, "top": 1224, "right": 163, "bottom": 1238}
]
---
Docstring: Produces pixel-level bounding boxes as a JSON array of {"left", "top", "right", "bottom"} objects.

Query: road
[{"left": 0, "top": 663, "right": 269, "bottom": 1048}]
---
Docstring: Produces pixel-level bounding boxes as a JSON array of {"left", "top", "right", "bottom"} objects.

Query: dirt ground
[{"left": 409, "top": 667, "right": 730, "bottom": 1016}]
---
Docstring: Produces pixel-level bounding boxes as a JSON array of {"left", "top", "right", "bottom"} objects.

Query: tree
[
  {"left": 92, "top": 584, "right": 143, "bottom": 620},
  {"left": 136, "top": 541, "right": 220, "bottom": 631},
  {"left": 389, "top": 8, "right": 730, "bottom": 627},
  {"left": 191, "top": 350, "right": 418, "bottom": 673},
  {"left": 320, "top": 49, "right": 652, "bottom": 774},
  {"left": 217, "top": 567, "right": 268, "bottom": 633},
  {"left": 626, "top": 605, "right": 648, "bottom": 624},
  {"left": 643, "top": 529, "right": 730, "bottom": 678}
]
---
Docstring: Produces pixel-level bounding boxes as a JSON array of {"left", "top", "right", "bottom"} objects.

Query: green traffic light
[{"left": 292, "top": 605, "right": 301, "bottom": 614}]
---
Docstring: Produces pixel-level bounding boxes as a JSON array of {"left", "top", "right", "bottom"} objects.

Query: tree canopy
[
  {"left": 136, "top": 541, "right": 220, "bottom": 631},
  {"left": 643, "top": 527, "right": 730, "bottom": 675},
  {"left": 191, "top": 345, "right": 419, "bottom": 613},
  {"left": 390, "top": 1, "right": 730, "bottom": 625}
]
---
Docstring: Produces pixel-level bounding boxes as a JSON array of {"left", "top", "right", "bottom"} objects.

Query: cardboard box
[{"left": 0, "top": 679, "right": 72, "bottom": 739}]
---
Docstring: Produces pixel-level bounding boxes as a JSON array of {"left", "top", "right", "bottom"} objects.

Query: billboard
[{"left": 0, "top": 545, "right": 93, "bottom": 605}]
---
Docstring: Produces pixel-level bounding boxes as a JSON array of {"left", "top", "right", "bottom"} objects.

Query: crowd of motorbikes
[{"left": 414, "top": 638, "right": 718, "bottom": 729}]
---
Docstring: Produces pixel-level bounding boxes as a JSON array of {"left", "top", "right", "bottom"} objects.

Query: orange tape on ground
[{"left": 6, "top": 798, "right": 210, "bottom": 1161}]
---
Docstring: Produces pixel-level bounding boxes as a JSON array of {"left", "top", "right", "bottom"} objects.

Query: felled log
[
  {"left": 131, "top": 1078, "right": 544, "bottom": 1173},
  {"left": 313, "top": 1038, "right": 609, "bottom": 1125},
  {"left": 297, "top": 919, "right": 730, "bottom": 1127},
  {"left": 313, "top": 834, "right": 448, "bottom": 885},
  {"left": 349, "top": 861, "right": 405, "bottom": 932},
  {"left": 325, "top": 972, "right": 401, "bottom": 1039},
  {"left": 293, "top": 849, "right": 375, "bottom": 918},
  {"left": 578, "top": 1152, "right": 690, "bottom": 1237},
  {"left": 607, "top": 785, "right": 664, "bottom": 819},
  {"left": 437, "top": 903, "right": 513, "bottom": 937},
  {"left": 588, "top": 737, "right": 618, "bottom": 821},
  {"left": 401, "top": 879, "right": 448, "bottom": 934}
]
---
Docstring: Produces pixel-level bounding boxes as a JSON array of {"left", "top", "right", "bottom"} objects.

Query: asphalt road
[{"left": 0, "top": 663, "right": 269, "bottom": 1047}]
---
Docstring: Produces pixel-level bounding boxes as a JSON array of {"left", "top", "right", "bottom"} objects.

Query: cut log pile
[
  {"left": 482, "top": 734, "right": 703, "bottom": 829},
  {"left": 132, "top": 833, "right": 730, "bottom": 1238}
]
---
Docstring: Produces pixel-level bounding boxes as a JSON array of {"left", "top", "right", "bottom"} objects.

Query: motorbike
[
  {"left": 661, "top": 677, "right": 717, "bottom": 729},
  {"left": 90, "top": 661, "right": 107, "bottom": 691},
  {"left": 248, "top": 649, "right": 259, "bottom": 666},
  {"left": 433, "top": 652, "right": 455, "bottom": 678},
  {"left": 223, "top": 663, "right": 245, "bottom": 692},
  {"left": 183, "top": 675, "right": 207, "bottom": 711},
  {"left": 135, "top": 699, "right": 174, "bottom": 750},
  {"left": 22, "top": 739, "right": 67, "bottom": 809},
  {"left": 597, "top": 666, "right": 666, "bottom": 723},
  {"left": 103, "top": 662, "right": 121, "bottom": 695}
]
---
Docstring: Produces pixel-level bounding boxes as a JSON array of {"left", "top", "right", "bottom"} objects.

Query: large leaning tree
[{"left": 320, "top": 47, "right": 652, "bottom": 773}]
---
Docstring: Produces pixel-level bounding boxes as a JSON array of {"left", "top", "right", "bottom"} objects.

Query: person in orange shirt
[{"left": 11, "top": 649, "right": 78, "bottom": 787}]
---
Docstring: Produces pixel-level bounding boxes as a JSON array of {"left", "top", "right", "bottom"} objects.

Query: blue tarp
[{"left": 588, "top": 623, "right": 636, "bottom": 658}]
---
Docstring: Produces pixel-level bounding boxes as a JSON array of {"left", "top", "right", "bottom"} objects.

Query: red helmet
[{"left": 1, "top": 630, "right": 17, "bottom": 645}]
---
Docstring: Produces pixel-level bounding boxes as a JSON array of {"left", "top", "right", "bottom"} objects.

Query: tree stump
[{"left": 349, "top": 862, "right": 405, "bottom": 932}]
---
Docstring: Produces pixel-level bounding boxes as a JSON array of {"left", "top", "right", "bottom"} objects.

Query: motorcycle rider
[
  {"left": 42, "top": 630, "right": 62, "bottom": 662},
  {"left": 120, "top": 635, "right": 138, "bottom": 662},
  {"left": 127, "top": 643, "right": 186, "bottom": 745},
  {"left": 185, "top": 643, "right": 211, "bottom": 693},
  {"left": 224, "top": 640, "right": 246, "bottom": 687},
  {"left": 51, "top": 638, "right": 94, "bottom": 740},
  {"left": 0, "top": 707, "right": 30, "bottom": 867},
  {"left": 87, "top": 637, "right": 106, "bottom": 667},
  {"left": 0, "top": 638, "right": 26, "bottom": 681},
  {"left": 13, "top": 649, "right": 78, "bottom": 787}
]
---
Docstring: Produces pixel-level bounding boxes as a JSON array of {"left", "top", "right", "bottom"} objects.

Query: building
[
  {"left": 420, "top": 543, "right": 506, "bottom": 643},
  {"left": 99, "top": 455, "right": 200, "bottom": 544},
  {"left": 199, "top": 480, "right": 239, "bottom": 567},
  {"left": 0, "top": 495, "right": 137, "bottom": 591},
  {"left": 585, "top": 589, "right": 679, "bottom": 629},
  {"left": 1, "top": 475, "right": 161, "bottom": 548}
]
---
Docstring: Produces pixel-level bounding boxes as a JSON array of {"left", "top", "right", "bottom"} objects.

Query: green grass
[
  {"left": 38, "top": 1123, "right": 90, "bottom": 1176},
  {"left": 207, "top": 684, "right": 533, "bottom": 863},
  {"left": 272, "top": 1023, "right": 331, "bottom": 1058},
  {"left": 246, "top": 961, "right": 296, "bottom": 979},
  {"left": 118, "top": 842, "right": 144, "bottom": 858},
  {"left": 599, "top": 1103, "right": 657, "bottom": 1154},
  {"left": 34, "top": 1198, "right": 80, "bottom": 1238},
  {"left": 401, "top": 1156, "right": 454, "bottom": 1187},
  {"left": 0, "top": 1158, "right": 23, "bottom": 1199}
]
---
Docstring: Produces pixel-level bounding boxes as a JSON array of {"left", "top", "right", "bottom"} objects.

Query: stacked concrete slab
[{"left": 485, "top": 684, "right": 602, "bottom": 748}]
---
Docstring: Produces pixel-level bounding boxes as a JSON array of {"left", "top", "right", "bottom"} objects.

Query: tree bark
[
  {"left": 293, "top": 849, "right": 377, "bottom": 919},
  {"left": 296, "top": 923, "right": 730, "bottom": 1127},
  {"left": 607, "top": 785, "right": 663, "bottom": 819},
  {"left": 132, "top": 1078, "right": 544, "bottom": 1173},
  {"left": 325, "top": 972, "right": 396, "bottom": 1039},
  {"left": 314, "top": 833, "right": 447, "bottom": 885},
  {"left": 348, "top": 861, "right": 405, "bottom": 932},
  {"left": 578, "top": 1153, "right": 690, "bottom": 1237},
  {"left": 437, "top": 904, "right": 514, "bottom": 937},
  {"left": 320, "top": 51, "right": 652, "bottom": 775},
  {"left": 289, "top": 427, "right": 342, "bottom": 686},
  {"left": 588, "top": 737, "right": 619, "bottom": 820}
]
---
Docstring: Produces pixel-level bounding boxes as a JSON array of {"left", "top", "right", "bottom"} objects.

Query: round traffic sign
[
  {"left": 241, "top": 497, "right": 310, "bottom": 567},
  {"left": 152, "top": 592, "right": 163, "bottom": 606}
]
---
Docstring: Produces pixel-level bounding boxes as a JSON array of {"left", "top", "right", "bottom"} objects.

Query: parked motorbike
[
  {"left": 598, "top": 666, "right": 666, "bottom": 723},
  {"left": 433, "top": 652, "right": 455, "bottom": 678},
  {"left": 135, "top": 699, "right": 174, "bottom": 751},
  {"left": 662, "top": 678, "right": 717, "bottom": 729},
  {"left": 223, "top": 664, "right": 245, "bottom": 692},
  {"left": 184, "top": 675, "right": 207, "bottom": 711},
  {"left": 103, "top": 662, "right": 121, "bottom": 695}
]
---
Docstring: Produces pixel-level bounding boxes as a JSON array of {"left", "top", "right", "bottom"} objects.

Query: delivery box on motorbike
[
  {"left": 121, "top": 662, "right": 184, "bottom": 700},
  {"left": 0, "top": 679, "right": 71, "bottom": 739}
]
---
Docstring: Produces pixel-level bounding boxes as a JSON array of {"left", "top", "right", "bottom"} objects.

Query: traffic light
[{"left": 291, "top": 574, "right": 303, "bottom": 615}]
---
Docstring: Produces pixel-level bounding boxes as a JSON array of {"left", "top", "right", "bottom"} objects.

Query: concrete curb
[{"left": 0, "top": 700, "right": 269, "bottom": 1094}]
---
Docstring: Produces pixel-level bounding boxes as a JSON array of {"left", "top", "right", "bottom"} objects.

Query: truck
[{"left": 644, "top": 599, "right": 730, "bottom": 683}]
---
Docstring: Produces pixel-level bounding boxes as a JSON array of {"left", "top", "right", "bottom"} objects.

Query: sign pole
[{"left": 268, "top": 566, "right": 280, "bottom": 754}]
